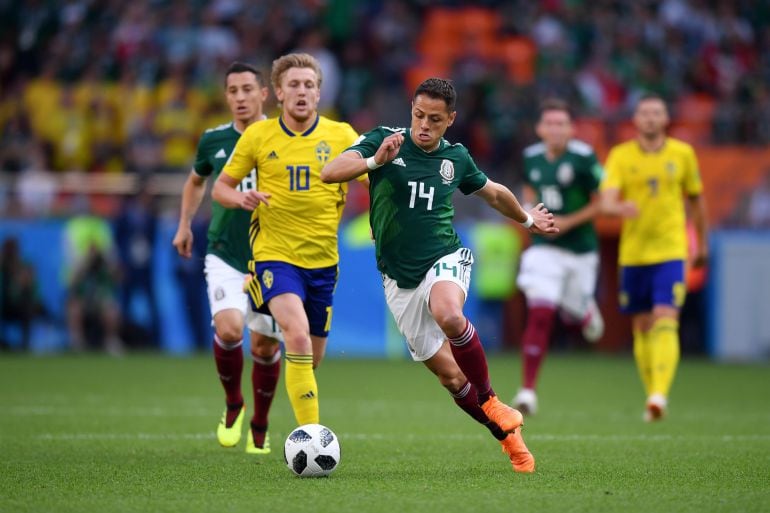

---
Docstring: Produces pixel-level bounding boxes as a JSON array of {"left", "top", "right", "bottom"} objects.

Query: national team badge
[
  {"left": 214, "top": 287, "right": 225, "bottom": 301},
  {"left": 666, "top": 161, "right": 676, "bottom": 176},
  {"left": 530, "top": 168, "right": 541, "bottom": 182},
  {"left": 439, "top": 159, "right": 455, "bottom": 185},
  {"left": 315, "top": 141, "right": 331, "bottom": 164},
  {"left": 262, "top": 269, "right": 274, "bottom": 289},
  {"left": 557, "top": 162, "right": 574, "bottom": 184}
]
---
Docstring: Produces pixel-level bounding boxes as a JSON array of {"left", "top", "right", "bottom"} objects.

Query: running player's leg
[
  {"left": 515, "top": 246, "right": 563, "bottom": 414},
  {"left": 645, "top": 260, "right": 686, "bottom": 421},
  {"left": 427, "top": 249, "right": 522, "bottom": 433},
  {"left": 561, "top": 250, "right": 603, "bottom": 343},
  {"left": 205, "top": 255, "right": 248, "bottom": 447},
  {"left": 246, "top": 319, "right": 281, "bottom": 454}
]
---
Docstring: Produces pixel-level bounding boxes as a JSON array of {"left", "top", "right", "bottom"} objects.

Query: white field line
[{"left": 28, "top": 432, "right": 770, "bottom": 442}]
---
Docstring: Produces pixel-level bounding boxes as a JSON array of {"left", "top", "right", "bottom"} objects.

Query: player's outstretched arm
[
  {"left": 321, "top": 151, "right": 368, "bottom": 183},
  {"left": 322, "top": 132, "right": 404, "bottom": 183},
  {"left": 476, "top": 180, "right": 558, "bottom": 235},
  {"left": 212, "top": 172, "right": 271, "bottom": 211}
]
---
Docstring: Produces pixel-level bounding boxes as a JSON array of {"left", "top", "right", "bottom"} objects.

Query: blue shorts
[
  {"left": 619, "top": 260, "right": 686, "bottom": 314},
  {"left": 246, "top": 261, "right": 338, "bottom": 338}
]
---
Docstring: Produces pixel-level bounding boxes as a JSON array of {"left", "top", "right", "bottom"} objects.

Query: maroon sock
[
  {"left": 448, "top": 320, "right": 495, "bottom": 404},
  {"left": 451, "top": 381, "right": 507, "bottom": 441},
  {"left": 250, "top": 349, "right": 281, "bottom": 444},
  {"left": 522, "top": 306, "right": 556, "bottom": 389},
  {"left": 213, "top": 336, "right": 243, "bottom": 424}
]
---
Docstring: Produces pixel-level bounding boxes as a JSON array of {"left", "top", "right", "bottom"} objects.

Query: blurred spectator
[
  {"left": 0, "top": 237, "right": 47, "bottom": 351},
  {"left": 113, "top": 182, "right": 160, "bottom": 346},
  {"left": 63, "top": 205, "right": 124, "bottom": 355}
]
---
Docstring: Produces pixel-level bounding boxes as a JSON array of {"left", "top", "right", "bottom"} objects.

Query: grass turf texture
[{"left": 1, "top": 353, "right": 768, "bottom": 513}]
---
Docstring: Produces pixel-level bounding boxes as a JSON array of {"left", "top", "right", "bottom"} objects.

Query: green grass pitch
[{"left": 1, "top": 353, "right": 768, "bottom": 513}]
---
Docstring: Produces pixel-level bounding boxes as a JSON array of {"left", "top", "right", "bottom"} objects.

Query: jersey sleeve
[
  {"left": 583, "top": 151, "right": 603, "bottom": 191},
  {"left": 600, "top": 147, "right": 623, "bottom": 191},
  {"left": 222, "top": 125, "right": 257, "bottom": 181},
  {"left": 346, "top": 127, "right": 386, "bottom": 157},
  {"left": 193, "top": 133, "right": 212, "bottom": 177},
  {"left": 682, "top": 144, "right": 703, "bottom": 196},
  {"left": 459, "top": 148, "right": 489, "bottom": 195}
]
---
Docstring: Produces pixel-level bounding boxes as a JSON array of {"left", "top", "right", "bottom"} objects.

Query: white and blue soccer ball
[{"left": 284, "top": 423, "right": 341, "bottom": 477}]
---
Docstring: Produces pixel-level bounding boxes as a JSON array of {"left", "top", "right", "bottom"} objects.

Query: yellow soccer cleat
[
  {"left": 216, "top": 405, "right": 245, "bottom": 447},
  {"left": 500, "top": 430, "right": 536, "bottom": 473},
  {"left": 482, "top": 395, "right": 524, "bottom": 433},
  {"left": 245, "top": 430, "right": 271, "bottom": 455}
]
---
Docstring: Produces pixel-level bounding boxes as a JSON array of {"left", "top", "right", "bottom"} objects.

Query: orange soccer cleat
[
  {"left": 500, "top": 430, "right": 536, "bottom": 473},
  {"left": 481, "top": 395, "right": 524, "bottom": 433}
]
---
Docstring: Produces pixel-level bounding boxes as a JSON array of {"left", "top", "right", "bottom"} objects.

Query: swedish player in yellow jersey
[
  {"left": 600, "top": 94, "right": 708, "bottom": 421},
  {"left": 213, "top": 53, "right": 360, "bottom": 427}
]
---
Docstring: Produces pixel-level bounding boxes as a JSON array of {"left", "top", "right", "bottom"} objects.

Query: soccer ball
[{"left": 284, "top": 423, "right": 341, "bottom": 477}]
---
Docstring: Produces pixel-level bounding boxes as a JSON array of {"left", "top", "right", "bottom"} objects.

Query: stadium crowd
[{"left": 0, "top": 0, "right": 768, "bottom": 186}]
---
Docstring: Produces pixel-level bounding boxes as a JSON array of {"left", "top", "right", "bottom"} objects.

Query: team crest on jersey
[
  {"left": 214, "top": 287, "right": 225, "bottom": 301},
  {"left": 666, "top": 161, "right": 676, "bottom": 176},
  {"left": 557, "top": 162, "right": 574, "bottom": 185},
  {"left": 439, "top": 159, "right": 455, "bottom": 185},
  {"left": 315, "top": 141, "right": 332, "bottom": 164},
  {"left": 262, "top": 269, "right": 273, "bottom": 289},
  {"left": 530, "top": 168, "right": 541, "bottom": 182}
]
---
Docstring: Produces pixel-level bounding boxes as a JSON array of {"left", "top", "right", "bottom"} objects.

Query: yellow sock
[
  {"left": 648, "top": 318, "right": 680, "bottom": 398},
  {"left": 633, "top": 329, "right": 652, "bottom": 396},
  {"left": 285, "top": 353, "right": 319, "bottom": 425}
]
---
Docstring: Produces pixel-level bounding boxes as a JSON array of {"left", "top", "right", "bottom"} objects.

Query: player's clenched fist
[{"left": 528, "top": 203, "right": 559, "bottom": 235}]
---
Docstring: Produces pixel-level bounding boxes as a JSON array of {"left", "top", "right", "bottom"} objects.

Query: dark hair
[
  {"left": 636, "top": 92, "right": 667, "bottom": 110},
  {"left": 414, "top": 78, "right": 456, "bottom": 112},
  {"left": 224, "top": 61, "right": 264, "bottom": 87},
  {"left": 539, "top": 98, "right": 572, "bottom": 119}
]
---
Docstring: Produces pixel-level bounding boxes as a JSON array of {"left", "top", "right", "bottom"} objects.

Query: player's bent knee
[{"left": 216, "top": 324, "right": 244, "bottom": 344}]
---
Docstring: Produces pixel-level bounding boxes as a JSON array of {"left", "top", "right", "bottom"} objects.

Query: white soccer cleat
[
  {"left": 644, "top": 393, "right": 668, "bottom": 422},
  {"left": 582, "top": 300, "right": 605, "bottom": 343},
  {"left": 512, "top": 388, "right": 538, "bottom": 416}
]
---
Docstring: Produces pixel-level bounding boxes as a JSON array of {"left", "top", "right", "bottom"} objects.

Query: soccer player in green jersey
[
  {"left": 512, "top": 99, "right": 605, "bottom": 416},
  {"left": 322, "top": 78, "right": 558, "bottom": 473},
  {"left": 600, "top": 94, "right": 708, "bottom": 422},
  {"left": 172, "top": 62, "right": 282, "bottom": 454}
]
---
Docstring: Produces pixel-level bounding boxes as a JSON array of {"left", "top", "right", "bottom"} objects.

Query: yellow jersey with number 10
[
  {"left": 223, "top": 115, "right": 359, "bottom": 269},
  {"left": 601, "top": 137, "right": 703, "bottom": 266}
]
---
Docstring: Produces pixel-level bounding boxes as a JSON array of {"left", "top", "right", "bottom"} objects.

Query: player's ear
[
  {"left": 260, "top": 87, "right": 269, "bottom": 102},
  {"left": 447, "top": 111, "right": 457, "bottom": 127}
]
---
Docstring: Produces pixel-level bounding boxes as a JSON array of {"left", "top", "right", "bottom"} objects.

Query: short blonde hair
[{"left": 270, "top": 53, "right": 323, "bottom": 92}]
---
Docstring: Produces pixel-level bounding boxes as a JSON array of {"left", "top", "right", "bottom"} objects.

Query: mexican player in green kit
[
  {"left": 172, "top": 62, "right": 282, "bottom": 455},
  {"left": 322, "top": 78, "right": 557, "bottom": 473},
  {"left": 512, "top": 99, "right": 605, "bottom": 417}
]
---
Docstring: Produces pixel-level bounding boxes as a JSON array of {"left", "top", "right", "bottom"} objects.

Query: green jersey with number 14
[
  {"left": 523, "top": 139, "right": 603, "bottom": 254},
  {"left": 194, "top": 122, "right": 257, "bottom": 273},
  {"left": 348, "top": 127, "right": 488, "bottom": 289}
]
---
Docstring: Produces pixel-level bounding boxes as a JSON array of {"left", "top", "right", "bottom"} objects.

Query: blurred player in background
[
  {"left": 213, "top": 53, "right": 361, "bottom": 429},
  {"left": 172, "top": 62, "right": 283, "bottom": 454},
  {"left": 600, "top": 93, "right": 708, "bottom": 422},
  {"left": 322, "top": 78, "right": 559, "bottom": 473},
  {"left": 512, "top": 99, "right": 604, "bottom": 416}
]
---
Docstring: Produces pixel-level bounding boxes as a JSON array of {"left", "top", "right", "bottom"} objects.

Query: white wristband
[
  {"left": 521, "top": 213, "right": 534, "bottom": 229},
  {"left": 366, "top": 156, "right": 383, "bottom": 170}
]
